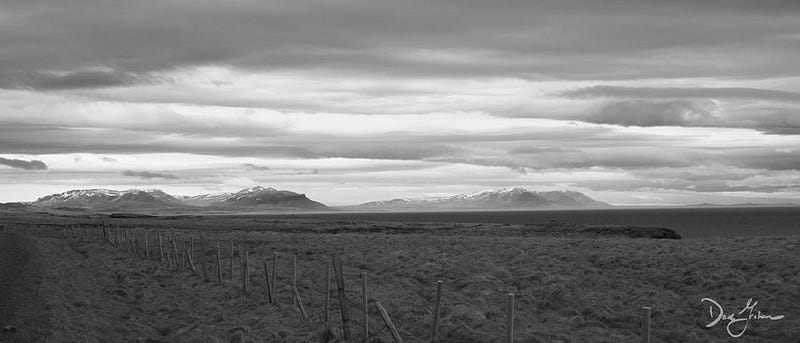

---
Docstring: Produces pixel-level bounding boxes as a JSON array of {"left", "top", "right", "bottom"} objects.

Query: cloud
[
  {"left": 560, "top": 86, "right": 800, "bottom": 102},
  {"left": 509, "top": 147, "right": 579, "bottom": 154},
  {"left": 1, "top": 0, "right": 799, "bottom": 88},
  {"left": 122, "top": 170, "right": 179, "bottom": 180},
  {"left": 569, "top": 97, "right": 800, "bottom": 135},
  {"left": 1, "top": 0, "right": 799, "bottom": 205},
  {"left": 585, "top": 100, "right": 721, "bottom": 127},
  {"left": 433, "top": 148, "right": 698, "bottom": 172},
  {"left": 0, "top": 157, "right": 47, "bottom": 170},
  {"left": 727, "top": 110, "right": 800, "bottom": 135},
  {"left": 6, "top": 70, "right": 141, "bottom": 90},
  {"left": 244, "top": 163, "right": 270, "bottom": 171}
]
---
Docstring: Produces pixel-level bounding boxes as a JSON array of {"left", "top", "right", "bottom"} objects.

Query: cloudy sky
[{"left": 2, "top": 0, "right": 800, "bottom": 206}]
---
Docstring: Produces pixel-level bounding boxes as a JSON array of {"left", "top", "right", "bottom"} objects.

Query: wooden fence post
[
  {"left": 506, "top": 293, "right": 515, "bottom": 343},
  {"left": 271, "top": 252, "right": 277, "bottom": 302},
  {"left": 362, "top": 272, "right": 369, "bottom": 342},
  {"left": 178, "top": 235, "right": 184, "bottom": 270},
  {"left": 431, "top": 280, "right": 443, "bottom": 342},
  {"left": 216, "top": 250, "right": 223, "bottom": 283},
  {"left": 184, "top": 238, "right": 189, "bottom": 270},
  {"left": 263, "top": 260, "right": 274, "bottom": 303},
  {"left": 186, "top": 248, "right": 196, "bottom": 274},
  {"left": 332, "top": 255, "right": 351, "bottom": 340},
  {"left": 245, "top": 250, "right": 250, "bottom": 294},
  {"left": 292, "top": 254, "right": 297, "bottom": 294},
  {"left": 241, "top": 247, "right": 249, "bottom": 294},
  {"left": 641, "top": 306, "right": 651, "bottom": 343},
  {"left": 291, "top": 254, "right": 308, "bottom": 318},
  {"left": 165, "top": 235, "right": 172, "bottom": 267},
  {"left": 295, "top": 289, "right": 309, "bottom": 319},
  {"left": 201, "top": 235, "right": 208, "bottom": 280},
  {"left": 325, "top": 259, "right": 331, "bottom": 322},
  {"left": 229, "top": 240, "right": 234, "bottom": 282},
  {"left": 172, "top": 238, "right": 180, "bottom": 270},
  {"left": 158, "top": 232, "right": 164, "bottom": 263},
  {"left": 375, "top": 301, "right": 403, "bottom": 343}
]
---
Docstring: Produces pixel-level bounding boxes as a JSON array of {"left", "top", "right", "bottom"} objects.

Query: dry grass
[{"left": 3, "top": 213, "right": 799, "bottom": 342}]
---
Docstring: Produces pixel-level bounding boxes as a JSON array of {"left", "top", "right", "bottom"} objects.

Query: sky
[{"left": 1, "top": 0, "right": 800, "bottom": 206}]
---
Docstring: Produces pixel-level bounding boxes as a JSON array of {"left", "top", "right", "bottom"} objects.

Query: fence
[{"left": 4, "top": 222, "right": 655, "bottom": 342}]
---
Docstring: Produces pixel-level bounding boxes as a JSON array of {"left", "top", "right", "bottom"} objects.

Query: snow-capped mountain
[
  {"left": 32, "top": 186, "right": 328, "bottom": 211},
  {"left": 355, "top": 187, "right": 609, "bottom": 210},
  {"left": 220, "top": 186, "right": 327, "bottom": 209},
  {"left": 33, "top": 188, "right": 183, "bottom": 210},
  {"left": 179, "top": 192, "right": 234, "bottom": 206}
]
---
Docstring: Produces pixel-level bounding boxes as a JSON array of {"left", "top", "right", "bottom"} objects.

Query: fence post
[
  {"left": 201, "top": 235, "right": 208, "bottom": 280},
  {"left": 264, "top": 260, "right": 274, "bottom": 303},
  {"left": 172, "top": 239, "right": 180, "bottom": 270},
  {"left": 506, "top": 293, "right": 515, "bottom": 343},
  {"left": 229, "top": 240, "right": 234, "bottom": 281},
  {"left": 186, "top": 248, "right": 196, "bottom": 274},
  {"left": 294, "top": 289, "right": 309, "bottom": 318},
  {"left": 178, "top": 235, "right": 184, "bottom": 270},
  {"left": 241, "top": 247, "right": 249, "bottom": 294},
  {"left": 431, "top": 280, "right": 443, "bottom": 342},
  {"left": 216, "top": 249, "right": 223, "bottom": 283},
  {"left": 362, "top": 272, "right": 369, "bottom": 342},
  {"left": 641, "top": 306, "right": 651, "bottom": 343},
  {"left": 271, "top": 252, "right": 277, "bottom": 302},
  {"left": 332, "top": 255, "right": 351, "bottom": 340},
  {"left": 375, "top": 301, "right": 403, "bottom": 343},
  {"left": 184, "top": 238, "right": 189, "bottom": 270},
  {"left": 292, "top": 254, "right": 297, "bottom": 294},
  {"left": 160, "top": 233, "right": 166, "bottom": 263},
  {"left": 325, "top": 259, "right": 331, "bottom": 322}
]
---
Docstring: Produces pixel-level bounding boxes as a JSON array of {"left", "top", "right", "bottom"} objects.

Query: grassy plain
[{"left": 1, "top": 211, "right": 798, "bottom": 342}]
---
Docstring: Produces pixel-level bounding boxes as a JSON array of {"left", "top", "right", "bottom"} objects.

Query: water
[{"left": 277, "top": 207, "right": 800, "bottom": 239}]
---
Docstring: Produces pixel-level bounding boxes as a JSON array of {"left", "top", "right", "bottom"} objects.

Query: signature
[{"left": 701, "top": 297, "right": 785, "bottom": 338}]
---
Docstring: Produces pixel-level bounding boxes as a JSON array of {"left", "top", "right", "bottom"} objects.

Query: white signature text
[{"left": 701, "top": 297, "right": 785, "bottom": 338}]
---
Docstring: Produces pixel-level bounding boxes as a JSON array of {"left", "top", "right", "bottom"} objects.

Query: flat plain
[{"left": 1, "top": 211, "right": 798, "bottom": 342}]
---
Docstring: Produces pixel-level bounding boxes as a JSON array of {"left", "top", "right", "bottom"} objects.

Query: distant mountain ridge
[
  {"left": 31, "top": 186, "right": 327, "bottom": 211},
  {"left": 354, "top": 187, "right": 610, "bottom": 210},
  {"left": 33, "top": 188, "right": 183, "bottom": 210}
]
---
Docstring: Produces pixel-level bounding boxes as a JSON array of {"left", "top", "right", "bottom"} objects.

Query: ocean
[{"left": 277, "top": 206, "right": 800, "bottom": 239}]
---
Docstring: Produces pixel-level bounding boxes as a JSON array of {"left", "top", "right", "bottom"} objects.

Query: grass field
[{"left": 1, "top": 212, "right": 798, "bottom": 342}]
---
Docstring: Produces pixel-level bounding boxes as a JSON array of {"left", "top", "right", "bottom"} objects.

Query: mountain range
[
  {"left": 353, "top": 187, "right": 610, "bottom": 210},
  {"left": 30, "top": 186, "right": 326, "bottom": 212},
  {"left": 15, "top": 186, "right": 608, "bottom": 213}
]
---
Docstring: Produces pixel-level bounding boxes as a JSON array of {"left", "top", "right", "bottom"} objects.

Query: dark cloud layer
[
  {"left": 561, "top": 86, "right": 800, "bottom": 102},
  {"left": 0, "top": 157, "right": 47, "bottom": 170},
  {"left": 1, "top": 0, "right": 800, "bottom": 88},
  {"left": 243, "top": 163, "right": 270, "bottom": 171},
  {"left": 573, "top": 99, "right": 800, "bottom": 135},
  {"left": 5, "top": 70, "right": 140, "bottom": 90},
  {"left": 122, "top": 170, "right": 179, "bottom": 180},
  {"left": 586, "top": 100, "right": 720, "bottom": 127}
]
